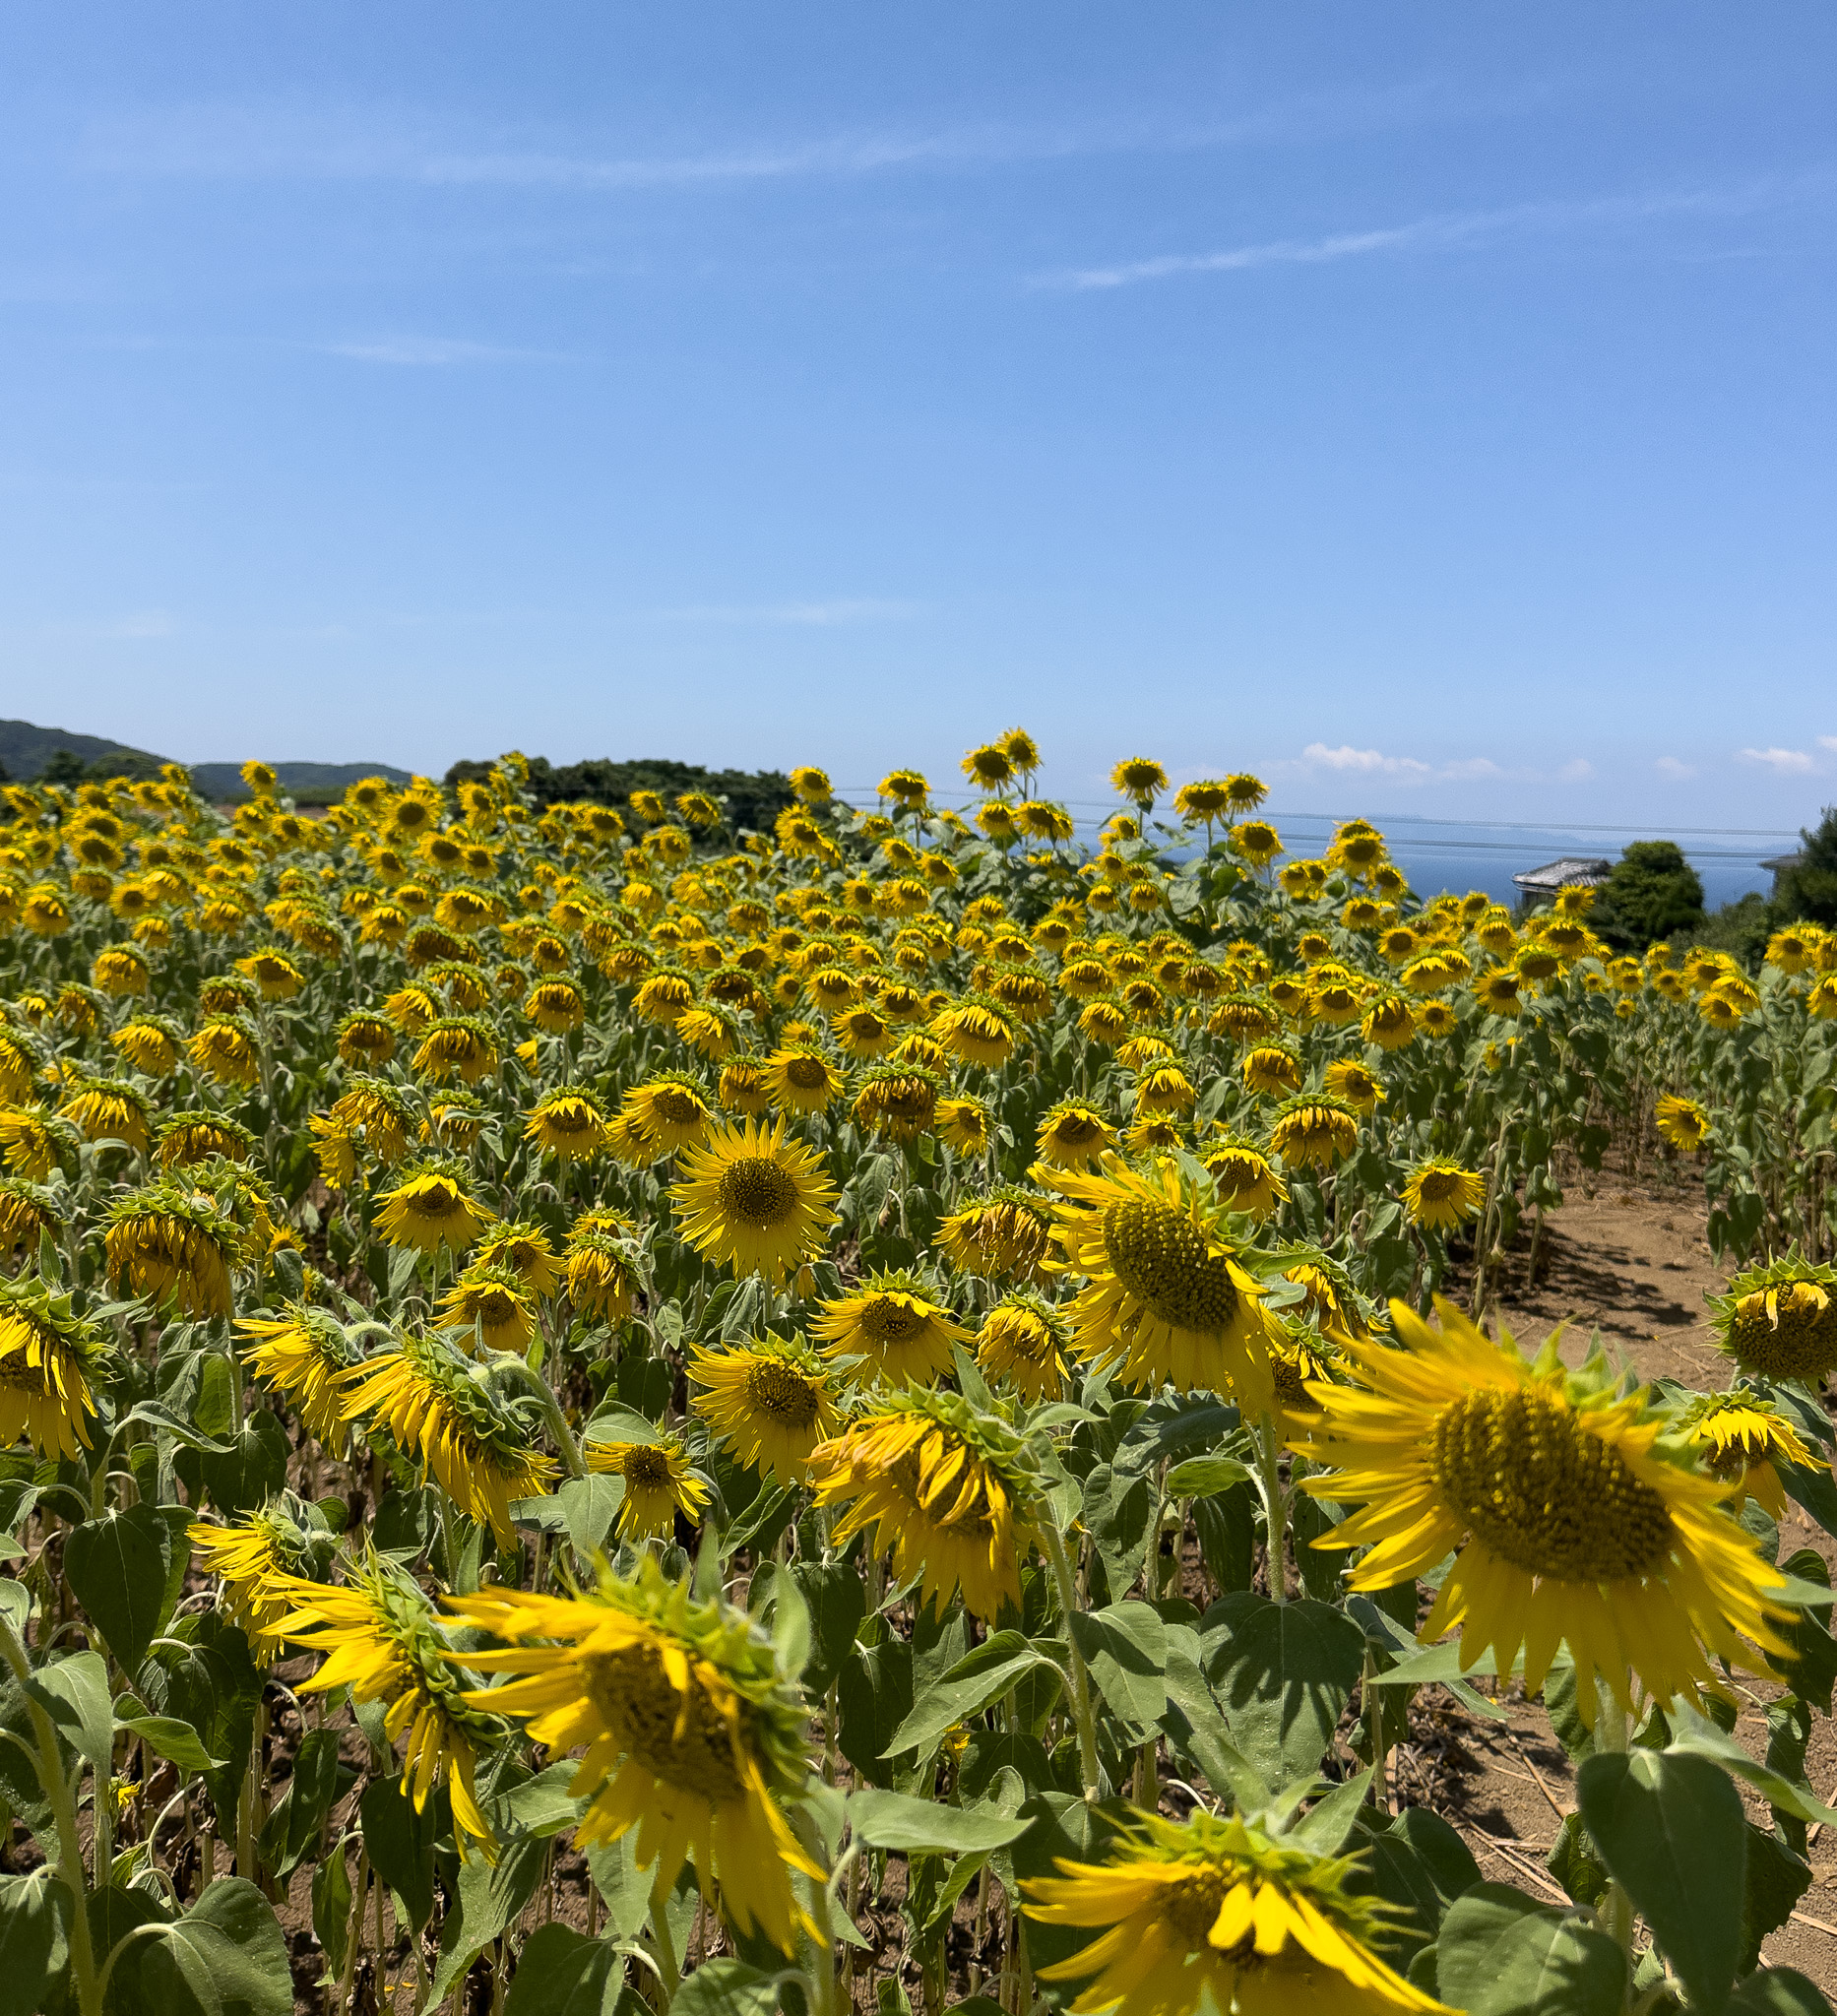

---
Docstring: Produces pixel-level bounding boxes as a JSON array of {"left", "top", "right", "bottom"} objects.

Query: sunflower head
[
  {"left": 935, "top": 1186, "right": 1055, "bottom": 1280},
  {"left": 0, "top": 1278, "right": 109, "bottom": 1461},
  {"left": 1401, "top": 1158, "right": 1486, "bottom": 1231},
  {"left": 689, "top": 1332, "right": 842, "bottom": 1482},
  {"left": 157, "top": 1109, "right": 257, "bottom": 1170},
  {"left": 1676, "top": 1389, "right": 1819, "bottom": 1518},
  {"left": 1712, "top": 1256, "right": 1837, "bottom": 1384},
  {"left": 1268, "top": 1093, "right": 1361, "bottom": 1170},
  {"left": 240, "top": 1304, "right": 359, "bottom": 1445},
  {"left": 976, "top": 1291, "right": 1072, "bottom": 1403},
  {"left": 1655, "top": 1093, "right": 1712, "bottom": 1154},
  {"left": 105, "top": 1173, "right": 247, "bottom": 1317},
  {"left": 1199, "top": 1134, "right": 1289, "bottom": 1222},
  {"left": 584, "top": 1429, "right": 712, "bottom": 1540},
  {"left": 851, "top": 1063, "right": 941, "bottom": 1142},
  {"left": 440, "top": 1261, "right": 540, "bottom": 1355},
  {"left": 375, "top": 1158, "right": 492, "bottom": 1255},
  {"left": 669, "top": 1117, "right": 839, "bottom": 1286},
  {"left": 812, "top": 1270, "right": 971, "bottom": 1386}
]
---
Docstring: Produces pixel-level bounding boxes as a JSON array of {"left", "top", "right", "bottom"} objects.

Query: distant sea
[{"left": 1268, "top": 814, "right": 1792, "bottom": 909}]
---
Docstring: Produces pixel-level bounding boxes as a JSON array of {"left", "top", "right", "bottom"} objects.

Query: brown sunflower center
[
  {"left": 743, "top": 1357, "right": 821, "bottom": 1425},
  {"left": 1162, "top": 1867, "right": 1229, "bottom": 1946},
  {"left": 1429, "top": 1387, "right": 1673, "bottom": 1581},
  {"left": 1103, "top": 1200, "right": 1240, "bottom": 1335},
  {"left": 581, "top": 1643, "right": 746, "bottom": 1802},
  {"left": 625, "top": 1446, "right": 672, "bottom": 1487},
  {"left": 1418, "top": 1169, "right": 1463, "bottom": 1203},
  {"left": 715, "top": 1155, "right": 799, "bottom": 1227},
  {"left": 1730, "top": 1285, "right": 1837, "bottom": 1382},
  {"left": 785, "top": 1056, "right": 830, "bottom": 1090},
  {"left": 860, "top": 1295, "right": 928, "bottom": 1345}
]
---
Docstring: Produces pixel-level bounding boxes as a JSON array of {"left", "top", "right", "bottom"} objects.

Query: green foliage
[
  {"left": 1590, "top": 839, "right": 1705, "bottom": 951},
  {"left": 1776, "top": 803, "right": 1837, "bottom": 928}
]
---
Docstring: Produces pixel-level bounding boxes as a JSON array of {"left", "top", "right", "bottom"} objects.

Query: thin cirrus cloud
[
  {"left": 1289, "top": 743, "right": 1596, "bottom": 786},
  {"left": 1655, "top": 756, "right": 1699, "bottom": 781},
  {"left": 1740, "top": 744, "right": 1819, "bottom": 774},
  {"left": 1037, "top": 171, "right": 1836, "bottom": 291}
]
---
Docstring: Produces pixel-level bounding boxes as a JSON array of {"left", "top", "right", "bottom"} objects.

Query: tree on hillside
[
  {"left": 1590, "top": 840, "right": 1705, "bottom": 951},
  {"left": 1777, "top": 805, "right": 1837, "bottom": 927},
  {"left": 445, "top": 754, "right": 796, "bottom": 836}
]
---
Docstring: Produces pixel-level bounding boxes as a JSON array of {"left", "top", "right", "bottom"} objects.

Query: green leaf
[
  {"left": 1163, "top": 1456, "right": 1253, "bottom": 1496},
  {"left": 585, "top": 1831, "right": 653, "bottom": 1940},
  {"left": 359, "top": 1774, "right": 440, "bottom": 1933},
  {"left": 885, "top": 1631, "right": 1064, "bottom": 1760},
  {"left": 259, "top": 1728, "right": 353, "bottom": 1881},
  {"left": 668, "top": 1959, "right": 778, "bottom": 2016},
  {"left": 1665, "top": 1700, "right": 1837, "bottom": 1829},
  {"left": 791, "top": 1559, "right": 867, "bottom": 1697},
  {"left": 427, "top": 1835, "right": 546, "bottom": 2007},
  {"left": 1387, "top": 1807, "right": 1482, "bottom": 1912},
  {"left": 178, "top": 1411, "right": 290, "bottom": 1517},
  {"left": 836, "top": 1635, "right": 913, "bottom": 1790},
  {"left": 26, "top": 1651, "right": 113, "bottom": 1770},
  {"left": 1546, "top": 1812, "right": 1609, "bottom": 1908},
  {"left": 141, "top": 1878, "right": 292, "bottom": 2016},
  {"left": 1158, "top": 1646, "right": 1269, "bottom": 1808},
  {"left": 1741, "top": 1824, "right": 1813, "bottom": 1977},
  {"left": 503, "top": 1923, "right": 629, "bottom": 2016},
  {"left": 1578, "top": 1747, "right": 1745, "bottom": 2012},
  {"left": 310, "top": 1843, "right": 353, "bottom": 1984},
  {"left": 1435, "top": 1883, "right": 1625, "bottom": 2016},
  {"left": 64, "top": 1505, "right": 177, "bottom": 1672},
  {"left": 1728, "top": 1968, "right": 1835, "bottom": 2016},
  {"left": 1287, "top": 1768, "right": 1374, "bottom": 1856},
  {"left": 848, "top": 1788, "right": 1034, "bottom": 1855},
  {"left": 0, "top": 1870, "right": 72, "bottom": 2016},
  {"left": 1361, "top": 1637, "right": 1510, "bottom": 1721},
  {"left": 1067, "top": 1603, "right": 1166, "bottom": 1732},
  {"left": 556, "top": 1474, "right": 624, "bottom": 1562},
  {"left": 117, "top": 1715, "right": 226, "bottom": 1778},
  {"left": 135, "top": 1613, "right": 259, "bottom": 1834},
  {"left": 485, "top": 1760, "right": 585, "bottom": 1841},
  {"left": 1202, "top": 1594, "right": 1364, "bottom": 1789},
  {"left": 1010, "top": 1795, "right": 1111, "bottom": 2008}
]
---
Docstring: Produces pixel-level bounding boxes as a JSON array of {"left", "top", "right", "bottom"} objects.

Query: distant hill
[
  {"left": 0, "top": 718, "right": 167, "bottom": 782},
  {"left": 191, "top": 761, "right": 414, "bottom": 803}
]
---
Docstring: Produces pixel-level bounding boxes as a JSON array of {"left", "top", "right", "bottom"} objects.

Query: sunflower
[
  {"left": 520, "top": 1086, "right": 610, "bottom": 1164},
  {"left": 1320, "top": 1060, "right": 1384, "bottom": 1116},
  {"left": 274, "top": 1554, "right": 498, "bottom": 1853},
  {"left": 1040, "top": 1155, "right": 1274, "bottom": 1407},
  {"left": 1473, "top": 969, "right": 1523, "bottom": 1018},
  {"left": 58, "top": 1077, "right": 154, "bottom": 1154},
  {"left": 1036, "top": 1101, "right": 1118, "bottom": 1169},
  {"left": 1296, "top": 1299, "right": 1795, "bottom": 1723},
  {"left": 0, "top": 1033, "right": 35, "bottom": 1105},
  {"left": 977, "top": 1292, "right": 1072, "bottom": 1403},
  {"left": 191, "top": 1509, "right": 314, "bottom": 1666},
  {"left": 1400, "top": 1159, "right": 1486, "bottom": 1231},
  {"left": 240, "top": 1306, "right": 357, "bottom": 1445},
  {"left": 1270, "top": 1322, "right": 1338, "bottom": 1417},
  {"left": 473, "top": 1219, "right": 561, "bottom": 1295},
  {"left": 441, "top": 1262, "right": 540, "bottom": 1355},
  {"left": 1268, "top": 1095, "right": 1360, "bottom": 1171},
  {"left": 331, "top": 1078, "right": 414, "bottom": 1164},
  {"left": 812, "top": 1270, "right": 970, "bottom": 1384},
  {"left": 341, "top": 1333, "right": 555, "bottom": 1547},
  {"left": 1111, "top": 757, "right": 1169, "bottom": 809},
  {"left": 615, "top": 1075, "right": 713, "bottom": 1162},
  {"left": 525, "top": 977, "right": 586, "bottom": 1034},
  {"left": 189, "top": 1017, "right": 261, "bottom": 1088},
  {"left": 157, "top": 1110, "right": 256, "bottom": 1169},
  {"left": 309, "top": 1113, "right": 359, "bottom": 1187},
  {"left": 1023, "top": 1808, "right": 1447, "bottom": 2016},
  {"left": 932, "top": 1000, "right": 1018, "bottom": 1068},
  {"left": 585, "top": 1432, "right": 712, "bottom": 1541},
  {"left": 669, "top": 1117, "right": 839, "bottom": 1286},
  {"left": 1199, "top": 1136, "right": 1289, "bottom": 1222},
  {"left": 0, "top": 1176, "right": 57, "bottom": 1256},
  {"left": 810, "top": 1389, "right": 1044, "bottom": 1621},
  {"left": 688, "top": 1334, "right": 843, "bottom": 1482},
  {"left": 1240, "top": 1043, "right": 1304, "bottom": 1098},
  {"left": 412, "top": 1016, "right": 499, "bottom": 1085},
  {"left": 937, "top": 1096, "right": 993, "bottom": 1156},
  {"left": 374, "top": 1161, "right": 492, "bottom": 1256},
  {"left": 935, "top": 1188, "right": 1055, "bottom": 1280},
  {"left": 764, "top": 1045, "right": 844, "bottom": 1115},
  {"left": 0, "top": 1281, "right": 103, "bottom": 1461},
  {"left": 1079, "top": 999, "right": 1131, "bottom": 1045},
  {"left": 105, "top": 1181, "right": 241, "bottom": 1316},
  {"left": 718, "top": 1056, "right": 773, "bottom": 1115},
  {"left": 561, "top": 1212, "right": 640, "bottom": 1322},
  {"left": 334, "top": 1012, "right": 397, "bottom": 1069},
  {"left": 1678, "top": 1391, "right": 1819, "bottom": 1519},
  {"left": 635, "top": 971, "right": 697, "bottom": 1025},
  {"left": 449, "top": 1555, "right": 821, "bottom": 1951},
  {"left": 853, "top": 1065, "right": 940, "bottom": 1141},
  {"left": 1655, "top": 1094, "right": 1711, "bottom": 1154},
  {"left": 1712, "top": 1257, "right": 1837, "bottom": 1383}
]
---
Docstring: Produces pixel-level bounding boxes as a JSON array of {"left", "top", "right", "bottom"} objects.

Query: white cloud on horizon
[
  {"left": 1741, "top": 745, "right": 1817, "bottom": 773},
  {"left": 1655, "top": 756, "right": 1698, "bottom": 780},
  {"left": 1558, "top": 758, "right": 1594, "bottom": 782}
]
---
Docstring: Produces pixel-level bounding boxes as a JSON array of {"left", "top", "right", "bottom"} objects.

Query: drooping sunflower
[
  {"left": 1239, "top": 1042, "right": 1304, "bottom": 1098},
  {"left": 110, "top": 1018, "right": 181, "bottom": 1076},
  {"left": 688, "top": 1334, "right": 843, "bottom": 1482},
  {"left": 1711, "top": 1257, "right": 1837, "bottom": 1384},
  {"left": 936, "top": 1095, "right": 993, "bottom": 1156},
  {"left": 1199, "top": 1136, "right": 1289, "bottom": 1222},
  {"left": 1321, "top": 1059, "right": 1385, "bottom": 1116},
  {"left": 526, "top": 1085, "right": 613, "bottom": 1163},
  {"left": 1035, "top": 1101, "right": 1118, "bottom": 1170},
  {"left": 440, "top": 1262, "right": 540, "bottom": 1355},
  {"left": 1678, "top": 1391, "right": 1819, "bottom": 1519},
  {"left": 852, "top": 1064, "right": 941, "bottom": 1142},
  {"left": 375, "top": 1160, "right": 493, "bottom": 1256},
  {"left": 335, "top": 1011, "right": 398, "bottom": 1069},
  {"left": 1268, "top": 1094, "right": 1361, "bottom": 1171},
  {"left": 812, "top": 1270, "right": 971, "bottom": 1385},
  {"left": 935, "top": 1187, "right": 1055, "bottom": 1280},
  {"left": 189, "top": 1017, "right": 261, "bottom": 1088},
  {"left": 105, "top": 1179, "right": 242, "bottom": 1316},
  {"left": 0, "top": 1176, "right": 58, "bottom": 1257},
  {"left": 1655, "top": 1093, "right": 1712, "bottom": 1154},
  {"left": 473, "top": 1219, "right": 562, "bottom": 1296},
  {"left": 274, "top": 1553, "right": 499, "bottom": 1852},
  {"left": 1023, "top": 1808, "right": 1448, "bottom": 2016},
  {"left": 157, "top": 1110, "right": 256, "bottom": 1169},
  {"left": 58, "top": 1077, "right": 154, "bottom": 1154},
  {"left": 810, "top": 1389, "right": 1045, "bottom": 1621},
  {"left": 412, "top": 1015, "right": 499, "bottom": 1085},
  {"left": 1400, "top": 1159, "right": 1486, "bottom": 1231},
  {"left": 1040, "top": 1155, "right": 1275, "bottom": 1408},
  {"left": 1295, "top": 1299, "right": 1796, "bottom": 1722},
  {"left": 0, "top": 1107, "right": 71, "bottom": 1184},
  {"left": 564, "top": 1214, "right": 641, "bottom": 1322},
  {"left": 0, "top": 1281, "right": 105, "bottom": 1461},
  {"left": 976, "top": 1292, "right": 1072, "bottom": 1403},
  {"left": 931, "top": 1000, "right": 1019, "bottom": 1069},
  {"left": 669, "top": 1118, "right": 839, "bottom": 1286},
  {"left": 240, "top": 1305, "right": 359, "bottom": 1446},
  {"left": 449, "top": 1555, "right": 821, "bottom": 1951},
  {"left": 340, "top": 1332, "right": 555, "bottom": 1547},
  {"left": 191, "top": 1506, "right": 321, "bottom": 1666},
  {"left": 614, "top": 1075, "right": 713, "bottom": 1161},
  {"left": 584, "top": 1432, "right": 712, "bottom": 1541}
]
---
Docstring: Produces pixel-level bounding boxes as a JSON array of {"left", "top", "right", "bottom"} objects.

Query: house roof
[
  {"left": 1512, "top": 855, "right": 1614, "bottom": 893},
  {"left": 1759, "top": 852, "right": 1804, "bottom": 875}
]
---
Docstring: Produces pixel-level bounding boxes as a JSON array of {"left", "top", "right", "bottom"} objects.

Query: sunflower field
[{"left": 2, "top": 738, "right": 1836, "bottom": 2016}]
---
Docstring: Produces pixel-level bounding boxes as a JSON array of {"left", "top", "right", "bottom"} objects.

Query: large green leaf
[
  {"left": 359, "top": 1773, "right": 441, "bottom": 1933},
  {"left": 26, "top": 1651, "right": 113, "bottom": 1771},
  {"left": 848, "top": 1788, "right": 1034, "bottom": 1855},
  {"left": 1158, "top": 1646, "right": 1269, "bottom": 1807},
  {"left": 836, "top": 1634, "right": 913, "bottom": 1788},
  {"left": 885, "top": 1631, "right": 1065, "bottom": 1759},
  {"left": 139, "top": 1879, "right": 291, "bottom": 2016},
  {"left": 1010, "top": 1794, "right": 1112, "bottom": 2007},
  {"left": 0, "top": 1871, "right": 73, "bottom": 2016},
  {"left": 503, "top": 1924, "right": 628, "bottom": 2016},
  {"left": 63, "top": 1505, "right": 177, "bottom": 1672},
  {"left": 790, "top": 1558, "right": 867, "bottom": 1696},
  {"left": 259, "top": 1728, "right": 353, "bottom": 1881},
  {"left": 1728, "top": 1969, "right": 1835, "bottom": 2016},
  {"left": 310, "top": 1843, "right": 353, "bottom": 1984},
  {"left": 1067, "top": 1603, "right": 1166, "bottom": 1732},
  {"left": 1665, "top": 1699, "right": 1837, "bottom": 1828},
  {"left": 1577, "top": 1748, "right": 1745, "bottom": 2013},
  {"left": 427, "top": 1834, "right": 546, "bottom": 2008},
  {"left": 1202, "top": 1594, "right": 1363, "bottom": 1789},
  {"left": 176, "top": 1411, "right": 289, "bottom": 1517},
  {"left": 1435, "top": 1883, "right": 1625, "bottom": 2016},
  {"left": 668, "top": 1959, "right": 778, "bottom": 2016},
  {"left": 116, "top": 1715, "right": 225, "bottom": 1778},
  {"left": 135, "top": 1613, "right": 259, "bottom": 1833},
  {"left": 1741, "top": 1823, "right": 1812, "bottom": 1976}
]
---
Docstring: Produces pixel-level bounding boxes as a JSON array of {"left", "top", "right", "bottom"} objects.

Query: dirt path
[{"left": 1436, "top": 1161, "right": 1837, "bottom": 1990}]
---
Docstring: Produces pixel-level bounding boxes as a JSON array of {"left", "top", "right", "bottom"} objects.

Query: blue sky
[{"left": 2, "top": 4, "right": 1833, "bottom": 839}]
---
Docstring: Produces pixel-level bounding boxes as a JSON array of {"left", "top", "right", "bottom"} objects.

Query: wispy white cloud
[
  {"left": 1557, "top": 758, "right": 1594, "bottom": 782},
  {"left": 651, "top": 598, "right": 919, "bottom": 627},
  {"left": 1297, "top": 742, "right": 1432, "bottom": 780},
  {"left": 321, "top": 336, "right": 571, "bottom": 366},
  {"left": 1821, "top": 735, "right": 1837, "bottom": 753},
  {"left": 1038, "top": 173, "right": 1835, "bottom": 291},
  {"left": 1655, "top": 756, "right": 1698, "bottom": 781},
  {"left": 1740, "top": 745, "right": 1816, "bottom": 773}
]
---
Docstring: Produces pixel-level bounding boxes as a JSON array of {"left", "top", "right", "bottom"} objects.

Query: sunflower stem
[
  {"left": 485, "top": 1353, "right": 587, "bottom": 1479},
  {"left": 1043, "top": 1524, "right": 1103, "bottom": 1798},
  {"left": 648, "top": 1866, "right": 682, "bottom": 2004},
  {"left": 1255, "top": 1412, "right": 1288, "bottom": 1606}
]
